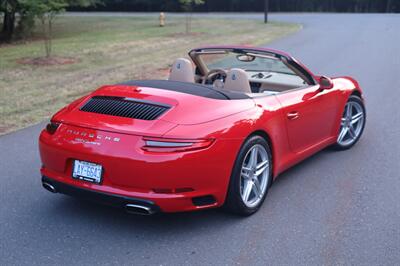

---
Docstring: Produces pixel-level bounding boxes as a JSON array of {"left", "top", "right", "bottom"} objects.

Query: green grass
[{"left": 0, "top": 16, "right": 300, "bottom": 135}]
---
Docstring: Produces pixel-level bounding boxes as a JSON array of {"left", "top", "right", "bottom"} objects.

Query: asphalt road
[{"left": 1, "top": 13, "right": 399, "bottom": 265}]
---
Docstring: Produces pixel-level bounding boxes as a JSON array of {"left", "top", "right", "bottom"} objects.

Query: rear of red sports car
[{"left": 39, "top": 80, "right": 256, "bottom": 214}]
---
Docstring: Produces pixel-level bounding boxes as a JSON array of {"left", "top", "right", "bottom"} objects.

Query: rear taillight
[
  {"left": 45, "top": 121, "right": 60, "bottom": 135},
  {"left": 142, "top": 137, "right": 214, "bottom": 153}
]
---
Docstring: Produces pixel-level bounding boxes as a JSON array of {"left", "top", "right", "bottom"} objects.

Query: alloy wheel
[
  {"left": 337, "top": 100, "right": 365, "bottom": 146},
  {"left": 240, "top": 144, "right": 270, "bottom": 208}
]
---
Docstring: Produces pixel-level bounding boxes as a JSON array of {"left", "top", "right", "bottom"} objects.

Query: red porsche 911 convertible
[{"left": 39, "top": 45, "right": 366, "bottom": 216}]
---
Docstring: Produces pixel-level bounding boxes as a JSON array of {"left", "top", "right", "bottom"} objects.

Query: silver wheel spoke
[
  {"left": 341, "top": 118, "right": 346, "bottom": 126},
  {"left": 256, "top": 160, "right": 268, "bottom": 169},
  {"left": 348, "top": 126, "right": 356, "bottom": 139},
  {"left": 338, "top": 127, "right": 348, "bottom": 142},
  {"left": 255, "top": 160, "right": 269, "bottom": 176},
  {"left": 242, "top": 180, "right": 252, "bottom": 202},
  {"left": 255, "top": 165, "right": 268, "bottom": 176},
  {"left": 351, "top": 112, "right": 363, "bottom": 124},
  {"left": 346, "top": 103, "right": 353, "bottom": 118},
  {"left": 253, "top": 179, "right": 262, "bottom": 198},
  {"left": 248, "top": 147, "right": 258, "bottom": 168}
]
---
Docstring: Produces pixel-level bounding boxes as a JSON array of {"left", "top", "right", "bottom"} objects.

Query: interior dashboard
[{"left": 246, "top": 71, "right": 307, "bottom": 93}]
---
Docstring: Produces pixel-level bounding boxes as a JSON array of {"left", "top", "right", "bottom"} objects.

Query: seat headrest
[
  {"left": 224, "top": 68, "right": 251, "bottom": 93},
  {"left": 168, "top": 58, "right": 195, "bottom": 83}
]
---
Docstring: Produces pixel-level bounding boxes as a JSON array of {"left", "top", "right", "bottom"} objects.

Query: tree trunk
[
  {"left": 386, "top": 0, "right": 393, "bottom": 12},
  {"left": 48, "top": 17, "right": 53, "bottom": 57},
  {"left": 1, "top": 11, "right": 16, "bottom": 42},
  {"left": 41, "top": 16, "right": 51, "bottom": 58},
  {"left": 185, "top": 14, "right": 190, "bottom": 34}
]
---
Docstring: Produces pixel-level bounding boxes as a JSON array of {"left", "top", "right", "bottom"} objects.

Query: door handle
[{"left": 287, "top": 111, "right": 299, "bottom": 120}]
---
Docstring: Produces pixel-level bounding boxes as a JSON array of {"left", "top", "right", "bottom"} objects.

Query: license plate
[{"left": 72, "top": 160, "right": 103, "bottom": 184}]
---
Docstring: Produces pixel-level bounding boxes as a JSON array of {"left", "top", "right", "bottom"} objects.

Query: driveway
[{"left": 1, "top": 13, "right": 399, "bottom": 265}]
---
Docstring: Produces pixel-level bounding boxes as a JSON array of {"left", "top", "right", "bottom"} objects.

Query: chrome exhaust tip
[
  {"left": 125, "top": 203, "right": 154, "bottom": 215},
  {"left": 42, "top": 182, "right": 57, "bottom": 193}
]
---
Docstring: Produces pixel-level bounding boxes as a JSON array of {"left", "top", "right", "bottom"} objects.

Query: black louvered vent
[{"left": 80, "top": 96, "right": 170, "bottom": 120}]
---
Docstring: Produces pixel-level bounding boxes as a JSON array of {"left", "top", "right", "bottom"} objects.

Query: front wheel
[
  {"left": 224, "top": 135, "right": 272, "bottom": 216},
  {"left": 332, "top": 95, "right": 366, "bottom": 150}
]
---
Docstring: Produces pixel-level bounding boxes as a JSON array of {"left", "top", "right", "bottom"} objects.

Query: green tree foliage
[
  {"left": 0, "top": 0, "right": 100, "bottom": 42},
  {"left": 179, "top": 0, "right": 204, "bottom": 10},
  {"left": 27, "top": 0, "right": 67, "bottom": 57}
]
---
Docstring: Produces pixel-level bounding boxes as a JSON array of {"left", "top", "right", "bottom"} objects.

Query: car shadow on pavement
[{"left": 50, "top": 194, "right": 242, "bottom": 233}]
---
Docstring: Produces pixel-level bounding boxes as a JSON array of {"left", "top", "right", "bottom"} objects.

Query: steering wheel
[{"left": 202, "top": 69, "right": 228, "bottom": 87}]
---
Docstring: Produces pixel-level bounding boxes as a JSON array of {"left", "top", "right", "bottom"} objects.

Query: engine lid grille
[{"left": 80, "top": 96, "right": 170, "bottom": 120}]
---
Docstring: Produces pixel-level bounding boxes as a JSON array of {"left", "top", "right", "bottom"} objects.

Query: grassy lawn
[{"left": 0, "top": 15, "right": 300, "bottom": 135}]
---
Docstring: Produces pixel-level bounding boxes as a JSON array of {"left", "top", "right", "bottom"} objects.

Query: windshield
[{"left": 200, "top": 51, "right": 296, "bottom": 75}]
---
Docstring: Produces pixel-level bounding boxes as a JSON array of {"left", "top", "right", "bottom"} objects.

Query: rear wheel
[
  {"left": 224, "top": 135, "right": 272, "bottom": 216},
  {"left": 332, "top": 95, "right": 366, "bottom": 150}
]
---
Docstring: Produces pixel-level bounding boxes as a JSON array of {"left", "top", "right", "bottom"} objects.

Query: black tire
[
  {"left": 224, "top": 135, "right": 273, "bottom": 216},
  {"left": 331, "top": 95, "right": 366, "bottom": 150}
]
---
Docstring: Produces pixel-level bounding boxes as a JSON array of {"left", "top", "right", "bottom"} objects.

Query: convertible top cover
[{"left": 119, "top": 80, "right": 250, "bottom": 100}]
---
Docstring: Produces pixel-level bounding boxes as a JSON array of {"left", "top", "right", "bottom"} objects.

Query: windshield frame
[{"left": 189, "top": 46, "right": 317, "bottom": 86}]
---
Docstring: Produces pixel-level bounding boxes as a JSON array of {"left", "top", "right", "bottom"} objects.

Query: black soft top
[{"left": 118, "top": 80, "right": 250, "bottom": 100}]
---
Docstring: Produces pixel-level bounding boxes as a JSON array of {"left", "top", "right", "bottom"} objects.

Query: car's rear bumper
[
  {"left": 39, "top": 124, "right": 243, "bottom": 213},
  {"left": 42, "top": 176, "right": 161, "bottom": 215},
  {"left": 40, "top": 169, "right": 222, "bottom": 213}
]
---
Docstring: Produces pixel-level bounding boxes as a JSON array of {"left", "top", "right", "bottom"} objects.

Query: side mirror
[{"left": 319, "top": 76, "right": 334, "bottom": 90}]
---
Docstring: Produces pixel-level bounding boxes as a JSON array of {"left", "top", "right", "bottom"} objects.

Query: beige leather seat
[
  {"left": 168, "top": 58, "right": 195, "bottom": 83},
  {"left": 224, "top": 68, "right": 252, "bottom": 93}
]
